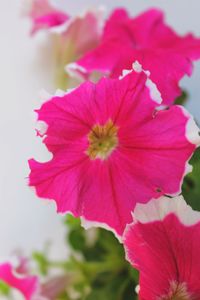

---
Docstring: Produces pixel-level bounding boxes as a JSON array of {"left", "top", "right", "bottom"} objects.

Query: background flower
[
  {"left": 71, "top": 8, "right": 200, "bottom": 105},
  {"left": 26, "top": 0, "right": 103, "bottom": 89},
  {"left": 27, "top": 0, "right": 69, "bottom": 34},
  {"left": 0, "top": 262, "right": 41, "bottom": 300}
]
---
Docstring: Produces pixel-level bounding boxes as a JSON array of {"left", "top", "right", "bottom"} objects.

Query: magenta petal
[
  {"left": 28, "top": 0, "right": 69, "bottom": 34},
  {"left": 28, "top": 1, "right": 102, "bottom": 62},
  {"left": 0, "top": 263, "right": 39, "bottom": 299},
  {"left": 124, "top": 196, "right": 200, "bottom": 299},
  {"left": 29, "top": 70, "right": 200, "bottom": 237},
  {"left": 32, "top": 11, "right": 69, "bottom": 34},
  {"left": 73, "top": 8, "right": 200, "bottom": 105},
  {"left": 134, "top": 48, "right": 193, "bottom": 105}
]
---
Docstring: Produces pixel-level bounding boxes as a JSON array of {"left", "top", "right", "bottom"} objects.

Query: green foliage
[
  {"left": 31, "top": 148, "right": 200, "bottom": 300},
  {"left": 182, "top": 147, "right": 200, "bottom": 210},
  {"left": 0, "top": 281, "right": 10, "bottom": 296},
  {"left": 174, "top": 91, "right": 188, "bottom": 106},
  {"left": 30, "top": 215, "right": 138, "bottom": 299},
  {"left": 32, "top": 251, "right": 50, "bottom": 276},
  {"left": 64, "top": 216, "right": 139, "bottom": 300}
]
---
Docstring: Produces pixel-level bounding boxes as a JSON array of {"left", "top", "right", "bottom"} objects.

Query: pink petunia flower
[
  {"left": 26, "top": 0, "right": 69, "bottom": 34},
  {"left": 26, "top": 0, "right": 103, "bottom": 89},
  {"left": 27, "top": 0, "right": 102, "bottom": 54},
  {"left": 0, "top": 262, "right": 44, "bottom": 299},
  {"left": 124, "top": 195, "right": 200, "bottom": 300},
  {"left": 69, "top": 8, "right": 200, "bottom": 105},
  {"left": 28, "top": 66, "right": 200, "bottom": 238}
]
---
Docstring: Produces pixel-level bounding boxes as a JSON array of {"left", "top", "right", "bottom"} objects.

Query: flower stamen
[
  {"left": 87, "top": 119, "right": 118, "bottom": 160},
  {"left": 160, "top": 282, "right": 191, "bottom": 300}
]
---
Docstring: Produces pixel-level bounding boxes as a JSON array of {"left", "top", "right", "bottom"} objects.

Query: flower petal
[
  {"left": 124, "top": 196, "right": 200, "bottom": 299},
  {"left": 27, "top": 0, "right": 69, "bottom": 34},
  {"left": 72, "top": 8, "right": 200, "bottom": 105},
  {"left": 0, "top": 263, "right": 39, "bottom": 300}
]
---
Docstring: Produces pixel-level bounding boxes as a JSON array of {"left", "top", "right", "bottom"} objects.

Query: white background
[{"left": 0, "top": 0, "right": 200, "bottom": 260}]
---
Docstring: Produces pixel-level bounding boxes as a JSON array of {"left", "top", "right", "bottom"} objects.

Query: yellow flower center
[
  {"left": 87, "top": 119, "right": 118, "bottom": 160},
  {"left": 160, "top": 282, "right": 191, "bottom": 300}
]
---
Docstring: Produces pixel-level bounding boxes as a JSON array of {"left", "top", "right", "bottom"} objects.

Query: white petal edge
[
  {"left": 50, "top": 6, "right": 105, "bottom": 36},
  {"left": 66, "top": 63, "right": 88, "bottom": 81},
  {"left": 39, "top": 88, "right": 75, "bottom": 105},
  {"left": 35, "top": 121, "right": 48, "bottom": 137},
  {"left": 32, "top": 162, "right": 123, "bottom": 242},
  {"left": 135, "top": 285, "right": 140, "bottom": 295},
  {"left": 132, "top": 195, "right": 200, "bottom": 226},
  {"left": 39, "top": 88, "right": 68, "bottom": 102},
  {"left": 56, "top": 208, "right": 122, "bottom": 242},
  {"left": 120, "top": 61, "right": 163, "bottom": 105},
  {"left": 133, "top": 61, "right": 162, "bottom": 104},
  {"left": 166, "top": 105, "right": 200, "bottom": 196},
  {"left": 180, "top": 105, "right": 200, "bottom": 146},
  {"left": 36, "top": 88, "right": 72, "bottom": 137},
  {"left": 81, "top": 217, "right": 122, "bottom": 242}
]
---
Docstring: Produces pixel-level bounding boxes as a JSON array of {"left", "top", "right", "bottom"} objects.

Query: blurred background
[{"left": 0, "top": 0, "right": 200, "bottom": 260}]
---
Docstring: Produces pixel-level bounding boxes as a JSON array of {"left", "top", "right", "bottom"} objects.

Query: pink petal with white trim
[
  {"left": 73, "top": 8, "right": 200, "bottom": 105},
  {"left": 124, "top": 196, "right": 200, "bottom": 300},
  {"left": 28, "top": 0, "right": 69, "bottom": 34},
  {"left": 28, "top": 69, "right": 200, "bottom": 236},
  {"left": 0, "top": 263, "right": 39, "bottom": 300}
]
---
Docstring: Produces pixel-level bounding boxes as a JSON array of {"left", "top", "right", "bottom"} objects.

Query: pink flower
[
  {"left": 28, "top": 67, "right": 200, "bottom": 237},
  {"left": 27, "top": 0, "right": 69, "bottom": 34},
  {"left": 0, "top": 259, "right": 70, "bottom": 299},
  {"left": 0, "top": 262, "right": 42, "bottom": 299},
  {"left": 70, "top": 8, "right": 200, "bottom": 105},
  {"left": 28, "top": 0, "right": 102, "bottom": 55},
  {"left": 26, "top": 0, "right": 103, "bottom": 89},
  {"left": 123, "top": 196, "right": 200, "bottom": 300}
]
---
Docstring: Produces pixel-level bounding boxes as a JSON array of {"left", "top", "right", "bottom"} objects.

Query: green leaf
[
  {"left": 0, "top": 281, "right": 10, "bottom": 295},
  {"left": 182, "top": 147, "right": 200, "bottom": 211},
  {"left": 61, "top": 216, "right": 139, "bottom": 299},
  {"left": 64, "top": 215, "right": 81, "bottom": 229},
  {"left": 128, "top": 266, "right": 139, "bottom": 282},
  {"left": 85, "top": 273, "right": 136, "bottom": 300},
  {"left": 174, "top": 91, "right": 188, "bottom": 106},
  {"left": 32, "top": 251, "right": 49, "bottom": 276},
  {"left": 57, "top": 292, "right": 71, "bottom": 300},
  {"left": 68, "top": 228, "right": 86, "bottom": 251}
]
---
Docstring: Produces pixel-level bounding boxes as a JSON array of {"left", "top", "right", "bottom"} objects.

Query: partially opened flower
[
  {"left": 26, "top": 0, "right": 103, "bottom": 89},
  {"left": 26, "top": 0, "right": 69, "bottom": 34},
  {"left": 0, "top": 262, "right": 42, "bottom": 299},
  {"left": 28, "top": 65, "right": 200, "bottom": 237},
  {"left": 70, "top": 8, "right": 200, "bottom": 105},
  {"left": 53, "top": 8, "right": 103, "bottom": 89},
  {"left": 124, "top": 195, "right": 200, "bottom": 300}
]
